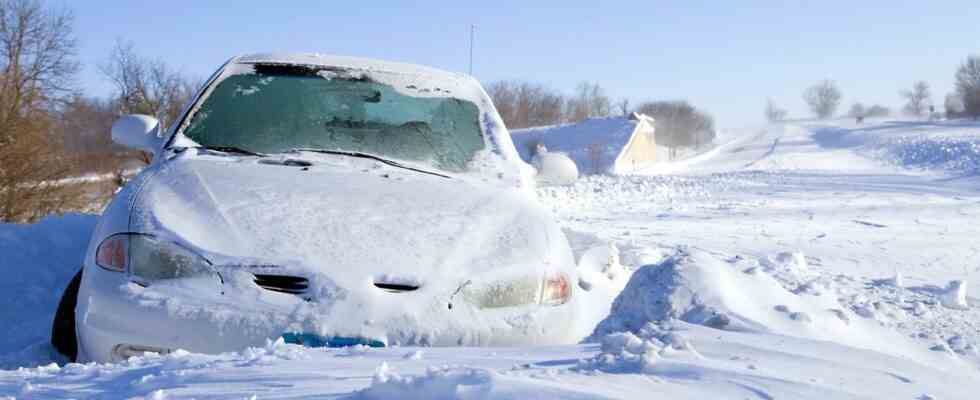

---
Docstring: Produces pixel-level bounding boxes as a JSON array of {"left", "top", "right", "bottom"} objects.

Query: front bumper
[{"left": 76, "top": 265, "right": 580, "bottom": 363}]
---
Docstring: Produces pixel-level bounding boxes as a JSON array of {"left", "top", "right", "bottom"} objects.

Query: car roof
[{"left": 232, "top": 53, "right": 467, "bottom": 80}]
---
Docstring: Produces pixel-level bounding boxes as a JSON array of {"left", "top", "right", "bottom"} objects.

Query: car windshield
[{"left": 181, "top": 65, "right": 486, "bottom": 172}]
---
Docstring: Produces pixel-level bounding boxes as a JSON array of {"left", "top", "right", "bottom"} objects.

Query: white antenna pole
[{"left": 469, "top": 24, "right": 475, "bottom": 76}]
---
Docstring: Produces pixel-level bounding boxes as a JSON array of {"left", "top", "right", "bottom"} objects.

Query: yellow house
[{"left": 510, "top": 113, "right": 659, "bottom": 174}]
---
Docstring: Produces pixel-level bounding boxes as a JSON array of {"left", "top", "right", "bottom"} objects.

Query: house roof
[{"left": 509, "top": 114, "right": 652, "bottom": 173}]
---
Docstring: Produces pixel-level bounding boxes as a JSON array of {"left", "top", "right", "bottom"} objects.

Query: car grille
[{"left": 253, "top": 274, "right": 309, "bottom": 295}]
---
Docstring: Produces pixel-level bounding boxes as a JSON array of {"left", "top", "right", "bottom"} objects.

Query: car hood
[{"left": 131, "top": 154, "right": 566, "bottom": 291}]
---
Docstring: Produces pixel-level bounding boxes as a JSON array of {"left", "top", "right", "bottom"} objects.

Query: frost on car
[{"left": 52, "top": 54, "right": 580, "bottom": 363}]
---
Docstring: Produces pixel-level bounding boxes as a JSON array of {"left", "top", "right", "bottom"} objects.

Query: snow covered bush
[{"left": 531, "top": 151, "right": 579, "bottom": 186}]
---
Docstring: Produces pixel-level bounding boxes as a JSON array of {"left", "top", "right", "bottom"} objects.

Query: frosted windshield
[{"left": 182, "top": 65, "right": 486, "bottom": 172}]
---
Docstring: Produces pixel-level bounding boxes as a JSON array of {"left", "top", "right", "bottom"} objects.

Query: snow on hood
[
  {"left": 125, "top": 152, "right": 577, "bottom": 345},
  {"left": 133, "top": 154, "right": 561, "bottom": 290}
]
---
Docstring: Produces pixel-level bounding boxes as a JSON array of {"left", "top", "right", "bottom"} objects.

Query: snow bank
[
  {"left": 881, "top": 134, "right": 980, "bottom": 175},
  {"left": 588, "top": 248, "right": 978, "bottom": 371},
  {"left": 0, "top": 214, "right": 96, "bottom": 368},
  {"left": 809, "top": 120, "right": 980, "bottom": 176},
  {"left": 591, "top": 248, "right": 844, "bottom": 338}
]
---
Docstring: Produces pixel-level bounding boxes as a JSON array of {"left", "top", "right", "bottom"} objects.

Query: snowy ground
[{"left": 3, "top": 119, "right": 980, "bottom": 398}]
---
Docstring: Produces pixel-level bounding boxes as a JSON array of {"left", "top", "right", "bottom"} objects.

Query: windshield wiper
[
  {"left": 196, "top": 145, "right": 267, "bottom": 157},
  {"left": 288, "top": 148, "right": 450, "bottom": 179}
]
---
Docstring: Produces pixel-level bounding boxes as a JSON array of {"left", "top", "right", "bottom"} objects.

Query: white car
[{"left": 51, "top": 54, "right": 580, "bottom": 363}]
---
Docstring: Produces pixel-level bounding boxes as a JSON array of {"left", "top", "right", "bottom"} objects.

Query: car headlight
[
  {"left": 96, "top": 233, "right": 213, "bottom": 283},
  {"left": 461, "top": 272, "right": 571, "bottom": 309}
]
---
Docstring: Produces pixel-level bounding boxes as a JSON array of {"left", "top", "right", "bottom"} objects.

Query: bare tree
[
  {"left": 955, "top": 55, "right": 980, "bottom": 119},
  {"left": 900, "top": 81, "right": 931, "bottom": 117},
  {"left": 865, "top": 104, "right": 891, "bottom": 118},
  {"left": 566, "top": 81, "right": 610, "bottom": 123},
  {"left": 765, "top": 98, "right": 787, "bottom": 122},
  {"left": 100, "top": 39, "right": 198, "bottom": 127},
  {"left": 617, "top": 98, "right": 630, "bottom": 116},
  {"left": 945, "top": 93, "right": 964, "bottom": 119},
  {"left": 54, "top": 95, "right": 132, "bottom": 174},
  {"left": 636, "top": 100, "right": 715, "bottom": 159},
  {"left": 485, "top": 80, "right": 564, "bottom": 129},
  {"left": 586, "top": 143, "right": 603, "bottom": 174},
  {"left": 803, "top": 80, "right": 842, "bottom": 119},
  {"left": 0, "top": 0, "right": 85, "bottom": 222},
  {"left": 847, "top": 102, "right": 866, "bottom": 118}
]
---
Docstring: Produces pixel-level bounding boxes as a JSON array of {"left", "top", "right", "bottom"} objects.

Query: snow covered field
[{"left": 3, "top": 119, "right": 980, "bottom": 399}]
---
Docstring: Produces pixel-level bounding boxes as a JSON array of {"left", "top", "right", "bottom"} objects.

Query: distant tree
[
  {"left": 635, "top": 100, "right": 715, "bottom": 159},
  {"left": 803, "top": 80, "right": 842, "bottom": 119},
  {"left": 0, "top": 0, "right": 86, "bottom": 222},
  {"left": 565, "top": 82, "right": 611, "bottom": 123},
  {"left": 617, "top": 98, "right": 630, "bottom": 116},
  {"left": 900, "top": 81, "right": 931, "bottom": 117},
  {"left": 945, "top": 93, "right": 965, "bottom": 119},
  {"left": 100, "top": 40, "right": 199, "bottom": 127},
  {"left": 53, "top": 95, "right": 135, "bottom": 174},
  {"left": 847, "top": 102, "right": 866, "bottom": 118},
  {"left": 865, "top": 104, "right": 891, "bottom": 118},
  {"left": 765, "top": 99, "right": 787, "bottom": 122},
  {"left": 955, "top": 55, "right": 980, "bottom": 119},
  {"left": 486, "top": 80, "right": 565, "bottom": 129}
]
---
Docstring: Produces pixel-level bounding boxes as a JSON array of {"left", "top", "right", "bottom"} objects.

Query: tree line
[
  {"left": 1, "top": 0, "right": 198, "bottom": 222},
  {"left": 766, "top": 55, "right": 980, "bottom": 122}
]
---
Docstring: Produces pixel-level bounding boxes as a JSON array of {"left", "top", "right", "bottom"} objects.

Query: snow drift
[{"left": 590, "top": 248, "right": 846, "bottom": 338}]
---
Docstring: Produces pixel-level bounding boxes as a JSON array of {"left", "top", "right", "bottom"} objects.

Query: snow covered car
[{"left": 51, "top": 54, "right": 579, "bottom": 363}]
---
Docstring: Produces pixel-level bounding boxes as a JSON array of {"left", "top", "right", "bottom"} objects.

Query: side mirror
[{"left": 111, "top": 115, "right": 163, "bottom": 155}]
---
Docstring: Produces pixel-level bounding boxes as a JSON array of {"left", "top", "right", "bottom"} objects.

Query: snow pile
[
  {"left": 941, "top": 280, "right": 969, "bottom": 310},
  {"left": 355, "top": 363, "right": 498, "bottom": 399},
  {"left": 590, "top": 248, "right": 846, "bottom": 338},
  {"left": 575, "top": 331, "right": 661, "bottom": 374},
  {"left": 531, "top": 151, "right": 579, "bottom": 186},
  {"left": 0, "top": 214, "right": 96, "bottom": 368},
  {"left": 572, "top": 241, "right": 634, "bottom": 337},
  {"left": 585, "top": 247, "right": 980, "bottom": 368}
]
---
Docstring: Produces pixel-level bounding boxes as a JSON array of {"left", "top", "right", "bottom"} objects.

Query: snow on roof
[
  {"left": 233, "top": 53, "right": 467, "bottom": 80},
  {"left": 510, "top": 115, "right": 650, "bottom": 173}
]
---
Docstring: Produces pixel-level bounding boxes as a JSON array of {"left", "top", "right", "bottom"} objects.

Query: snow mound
[
  {"left": 575, "top": 331, "right": 661, "bottom": 374},
  {"left": 532, "top": 152, "right": 579, "bottom": 186},
  {"left": 591, "top": 248, "right": 846, "bottom": 338}
]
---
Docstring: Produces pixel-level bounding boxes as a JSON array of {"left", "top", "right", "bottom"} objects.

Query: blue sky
[{"left": 66, "top": 1, "right": 979, "bottom": 128}]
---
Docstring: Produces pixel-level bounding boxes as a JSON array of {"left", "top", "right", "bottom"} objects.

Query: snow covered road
[{"left": 3, "top": 119, "right": 980, "bottom": 398}]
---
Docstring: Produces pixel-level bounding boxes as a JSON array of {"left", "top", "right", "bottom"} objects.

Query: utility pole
[{"left": 468, "top": 24, "right": 475, "bottom": 76}]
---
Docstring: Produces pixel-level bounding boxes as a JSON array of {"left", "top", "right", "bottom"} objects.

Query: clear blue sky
[{"left": 64, "top": 0, "right": 979, "bottom": 128}]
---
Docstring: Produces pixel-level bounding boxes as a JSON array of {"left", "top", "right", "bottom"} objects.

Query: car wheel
[{"left": 51, "top": 269, "right": 82, "bottom": 362}]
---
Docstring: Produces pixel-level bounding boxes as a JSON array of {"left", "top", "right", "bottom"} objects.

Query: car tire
[{"left": 51, "top": 269, "right": 82, "bottom": 362}]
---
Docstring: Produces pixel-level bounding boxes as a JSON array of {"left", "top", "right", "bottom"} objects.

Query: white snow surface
[{"left": 4, "top": 119, "right": 980, "bottom": 398}]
